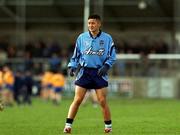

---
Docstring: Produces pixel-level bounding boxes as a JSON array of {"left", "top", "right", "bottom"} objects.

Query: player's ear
[{"left": 98, "top": 20, "right": 101, "bottom": 27}]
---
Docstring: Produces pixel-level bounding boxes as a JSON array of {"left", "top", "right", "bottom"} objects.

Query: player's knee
[{"left": 98, "top": 98, "right": 106, "bottom": 107}]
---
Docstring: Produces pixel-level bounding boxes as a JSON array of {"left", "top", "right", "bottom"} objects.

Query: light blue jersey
[{"left": 68, "top": 31, "right": 116, "bottom": 69}]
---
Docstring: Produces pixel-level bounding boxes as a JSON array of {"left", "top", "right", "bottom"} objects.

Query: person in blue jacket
[{"left": 63, "top": 14, "right": 116, "bottom": 134}]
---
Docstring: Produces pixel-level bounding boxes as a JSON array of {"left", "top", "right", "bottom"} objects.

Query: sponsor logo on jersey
[{"left": 83, "top": 47, "right": 105, "bottom": 56}]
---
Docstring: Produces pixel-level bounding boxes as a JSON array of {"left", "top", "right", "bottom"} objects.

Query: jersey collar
[{"left": 89, "top": 30, "right": 102, "bottom": 39}]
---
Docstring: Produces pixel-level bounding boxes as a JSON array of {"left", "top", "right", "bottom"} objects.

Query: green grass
[{"left": 0, "top": 98, "right": 180, "bottom": 135}]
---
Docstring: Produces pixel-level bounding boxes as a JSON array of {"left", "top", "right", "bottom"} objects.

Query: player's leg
[
  {"left": 90, "top": 90, "right": 98, "bottom": 107},
  {"left": 9, "top": 90, "right": 14, "bottom": 105},
  {"left": 95, "top": 87, "right": 112, "bottom": 133},
  {"left": 4, "top": 85, "right": 14, "bottom": 106},
  {"left": 0, "top": 90, "right": 4, "bottom": 111},
  {"left": 64, "top": 85, "right": 87, "bottom": 133},
  {"left": 41, "top": 88, "right": 49, "bottom": 101},
  {"left": 47, "top": 86, "right": 52, "bottom": 101},
  {"left": 55, "top": 92, "right": 61, "bottom": 104},
  {"left": 82, "top": 90, "right": 90, "bottom": 105},
  {"left": 53, "top": 87, "right": 63, "bottom": 105},
  {"left": 67, "top": 85, "right": 87, "bottom": 118},
  {"left": 2, "top": 89, "right": 8, "bottom": 105}
]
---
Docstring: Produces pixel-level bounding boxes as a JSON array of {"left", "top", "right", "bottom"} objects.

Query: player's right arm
[{"left": 68, "top": 37, "right": 81, "bottom": 69}]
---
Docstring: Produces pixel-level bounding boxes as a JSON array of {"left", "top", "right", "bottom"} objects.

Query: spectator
[
  {"left": 51, "top": 69, "right": 65, "bottom": 105},
  {"left": 13, "top": 70, "right": 24, "bottom": 105},
  {"left": 2, "top": 65, "right": 14, "bottom": 106},
  {"left": 22, "top": 71, "right": 33, "bottom": 105}
]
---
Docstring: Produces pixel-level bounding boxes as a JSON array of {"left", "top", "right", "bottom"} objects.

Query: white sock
[
  {"left": 65, "top": 123, "right": 72, "bottom": 128},
  {"left": 105, "top": 124, "right": 112, "bottom": 129}
]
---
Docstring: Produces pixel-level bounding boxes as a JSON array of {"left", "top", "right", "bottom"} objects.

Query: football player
[{"left": 63, "top": 14, "right": 116, "bottom": 134}]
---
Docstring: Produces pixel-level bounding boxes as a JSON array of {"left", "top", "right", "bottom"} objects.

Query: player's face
[{"left": 88, "top": 19, "right": 101, "bottom": 33}]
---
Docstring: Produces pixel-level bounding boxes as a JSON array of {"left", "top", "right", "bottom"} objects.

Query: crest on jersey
[
  {"left": 84, "top": 41, "right": 90, "bottom": 46},
  {"left": 99, "top": 40, "right": 104, "bottom": 46}
]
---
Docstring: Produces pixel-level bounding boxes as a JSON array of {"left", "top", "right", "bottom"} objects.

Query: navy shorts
[
  {"left": 45, "top": 84, "right": 52, "bottom": 89},
  {"left": 53, "top": 87, "right": 63, "bottom": 93},
  {"left": 75, "top": 68, "right": 108, "bottom": 89}
]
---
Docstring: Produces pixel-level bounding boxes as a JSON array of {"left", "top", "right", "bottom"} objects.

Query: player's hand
[
  {"left": 98, "top": 64, "right": 110, "bottom": 76},
  {"left": 68, "top": 67, "right": 76, "bottom": 77}
]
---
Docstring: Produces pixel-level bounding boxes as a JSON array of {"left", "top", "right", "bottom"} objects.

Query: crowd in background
[
  {"left": 0, "top": 37, "right": 171, "bottom": 61},
  {"left": 0, "top": 36, "right": 177, "bottom": 78},
  {"left": 115, "top": 38, "right": 169, "bottom": 54}
]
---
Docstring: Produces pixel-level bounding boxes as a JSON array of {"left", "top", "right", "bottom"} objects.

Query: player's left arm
[{"left": 104, "top": 36, "right": 116, "bottom": 68}]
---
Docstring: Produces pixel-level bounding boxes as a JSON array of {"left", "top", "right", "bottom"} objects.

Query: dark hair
[{"left": 88, "top": 14, "right": 101, "bottom": 20}]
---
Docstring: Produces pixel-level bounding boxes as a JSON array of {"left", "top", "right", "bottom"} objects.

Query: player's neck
[{"left": 90, "top": 30, "right": 100, "bottom": 38}]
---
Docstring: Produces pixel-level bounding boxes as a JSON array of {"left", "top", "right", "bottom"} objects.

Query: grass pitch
[{"left": 0, "top": 98, "right": 180, "bottom": 135}]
